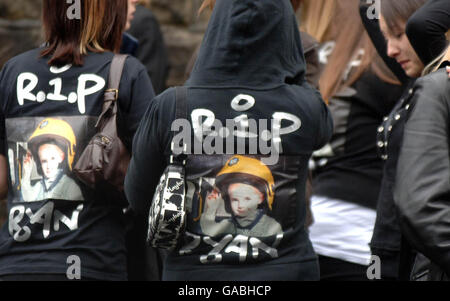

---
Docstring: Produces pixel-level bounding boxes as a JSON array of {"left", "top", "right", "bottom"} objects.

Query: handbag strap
[
  {"left": 171, "top": 87, "right": 188, "bottom": 164},
  {"left": 175, "top": 86, "right": 187, "bottom": 121},
  {"left": 96, "top": 54, "right": 128, "bottom": 128}
]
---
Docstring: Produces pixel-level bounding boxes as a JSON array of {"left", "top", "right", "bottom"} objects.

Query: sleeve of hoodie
[
  {"left": 394, "top": 72, "right": 450, "bottom": 275},
  {"left": 117, "top": 57, "right": 155, "bottom": 152},
  {"left": 124, "top": 95, "right": 166, "bottom": 216},
  {"left": 313, "top": 90, "right": 333, "bottom": 150},
  {"left": 406, "top": 0, "right": 450, "bottom": 66}
]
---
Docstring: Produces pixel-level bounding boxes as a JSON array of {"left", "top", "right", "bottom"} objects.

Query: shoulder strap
[
  {"left": 171, "top": 87, "right": 188, "bottom": 162},
  {"left": 175, "top": 86, "right": 187, "bottom": 120},
  {"left": 96, "top": 54, "right": 128, "bottom": 128}
]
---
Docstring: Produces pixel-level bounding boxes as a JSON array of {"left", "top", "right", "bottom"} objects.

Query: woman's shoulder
[
  {"left": 1, "top": 48, "right": 42, "bottom": 73},
  {"left": 411, "top": 68, "right": 450, "bottom": 116},
  {"left": 415, "top": 68, "right": 450, "bottom": 98}
]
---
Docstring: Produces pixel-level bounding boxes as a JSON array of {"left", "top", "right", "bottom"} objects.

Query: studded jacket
[
  {"left": 395, "top": 68, "right": 450, "bottom": 280},
  {"left": 370, "top": 80, "right": 417, "bottom": 280}
]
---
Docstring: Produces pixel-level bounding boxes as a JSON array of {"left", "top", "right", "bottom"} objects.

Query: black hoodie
[{"left": 125, "top": 0, "right": 333, "bottom": 281}]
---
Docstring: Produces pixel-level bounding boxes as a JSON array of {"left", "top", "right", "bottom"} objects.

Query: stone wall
[{"left": 0, "top": 0, "right": 43, "bottom": 67}]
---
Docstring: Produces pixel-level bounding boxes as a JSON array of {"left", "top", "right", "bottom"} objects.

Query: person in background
[
  {"left": 388, "top": 0, "right": 449, "bottom": 280},
  {"left": 303, "top": 0, "right": 403, "bottom": 281},
  {"left": 359, "top": 0, "right": 442, "bottom": 281},
  {"left": 395, "top": 44, "right": 450, "bottom": 281},
  {"left": 127, "top": 0, "right": 169, "bottom": 94}
]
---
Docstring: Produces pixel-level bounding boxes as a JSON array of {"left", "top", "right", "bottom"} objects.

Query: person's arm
[
  {"left": 394, "top": 71, "right": 450, "bottom": 275},
  {"left": 124, "top": 96, "right": 166, "bottom": 216},
  {"left": 128, "top": 5, "right": 169, "bottom": 94},
  {"left": 0, "top": 155, "right": 6, "bottom": 200},
  {"left": 406, "top": 0, "right": 450, "bottom": 66},
  {"left": 117, "top": 58, "right": 155, "bottom": 152},
  {"left": 300, "top": 31, "right": 321, "bottom": 89},
  {"left": 359, "top": 1, "right": 409, "bottom": 85}
]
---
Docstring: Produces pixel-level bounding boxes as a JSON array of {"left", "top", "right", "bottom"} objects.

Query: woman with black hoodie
[
  {"left": 125, "top": 0, "right": 333, "bottom": 281},
  {"left": 359, "top": 0, "right": 448, "bottom": 280}
]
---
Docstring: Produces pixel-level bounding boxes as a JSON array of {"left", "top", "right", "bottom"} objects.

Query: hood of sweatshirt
[{"left": 186, "top": 0, "right": 305, "bottom": 89}]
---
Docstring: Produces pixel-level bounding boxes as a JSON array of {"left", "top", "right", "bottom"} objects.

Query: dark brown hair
[
  {"left": 41, "top": 0, "right": 128, "bottom": 66},
  {"left": 380, "top": 0, "right": 428, "bottom": 32}
]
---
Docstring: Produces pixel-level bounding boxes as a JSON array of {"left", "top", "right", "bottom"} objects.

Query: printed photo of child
[
  {"left": 200, "top": 155, "right": 282, "bottom": 237},
  {"left": 21, "top": 118, "right": 84, "bottom": 202}
]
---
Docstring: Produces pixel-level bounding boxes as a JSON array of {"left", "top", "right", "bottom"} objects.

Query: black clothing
[
  {"left": 0, "top": 49, "right": 154, "bottom": 280},
  {"left": 406, "top": 0, "right": 450, "bottom": 65},
  {"left": 370, "top": 81, "right": 417, "bottom": 280},
  {"left": 359, "top": 1, "right": 414, "bottom": 280},
  {"left": 360, "top": 0, "right": 450, "bottom": 280},
  {"left": 318, "top": 255, "right": 370, "bottom": 281},
  {"left": 121, "top": 33, "right": 139, "bottom": 57},
  {"left": 127, "top": 5, "right": 169, "bottom": 95},
  {"left": 395, "top": 68, "right": 450, "bottom": 278},
  {"left": 125, "top": 0, "right": 333, "bottom": 281},
  {"left": 311, "top": 70, "right": 403, "bottom": 210}
]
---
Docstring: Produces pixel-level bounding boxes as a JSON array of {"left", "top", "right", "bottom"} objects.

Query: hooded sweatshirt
[{"left": 125, "top": 0, "right": 333, "bottom": 281}]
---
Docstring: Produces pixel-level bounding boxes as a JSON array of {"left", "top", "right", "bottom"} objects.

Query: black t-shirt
[
  {"left": 311, "top": 70, "right": 404, "bottom": 209},
  {"left": 0, "top": 48, "right": 154, "bottom": 280}
]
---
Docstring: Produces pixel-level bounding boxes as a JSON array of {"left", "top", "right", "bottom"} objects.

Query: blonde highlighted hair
[
  {"left": 422, "top": 45, "right": 450, "bottom": 76},
  {"left": 300, "top": 0, "right": 336, "bottom": 42},
  {"left": 422, "top": 30, "right": 450, "bottom": 75},
  {"left": 199, "top": 0, "right": 216, "bottom": 14},
  {"left": 301, "top": 0, "right": 399, "bottom": 101}
]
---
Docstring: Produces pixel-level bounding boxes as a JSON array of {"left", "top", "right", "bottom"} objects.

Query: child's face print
[
  {"left": 228, "top": 183, "right": 263, "bottom": 217},
  {"left": 38, "top": 144, "right": 65, "bottom": 179}
]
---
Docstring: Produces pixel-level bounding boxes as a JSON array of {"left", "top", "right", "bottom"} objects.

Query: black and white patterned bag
[{"left": 147, "top": 87, "right": 187, "bottom": 250}]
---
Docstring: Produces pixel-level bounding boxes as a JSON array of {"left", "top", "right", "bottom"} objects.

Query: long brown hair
[
  {"left": 41, "top": 0, "right": 128, "bottom": 66},
  {"left": 300, "top": 0, "right": 336, "bottom": 43},
  {"left": 302, "top": 0, "right": 399, "bottom": 101}
]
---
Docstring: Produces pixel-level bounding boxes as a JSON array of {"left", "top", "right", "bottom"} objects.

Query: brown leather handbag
[{"left": 73, "top": 54, "right": 130, "bottom": 204}]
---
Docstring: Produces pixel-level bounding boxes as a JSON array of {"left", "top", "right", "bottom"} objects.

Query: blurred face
[
  {"left": 228, "top": 183, "right": 263, "bottom": 218},
  {"left": 126, "top": 0, "right": 139, "bottom": 30},
  {"left": 379, "top": 15, "right": 424, "bottom": 78},
  {"left": 38, "top": 144, "right": 65, "bottom": 179}
]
